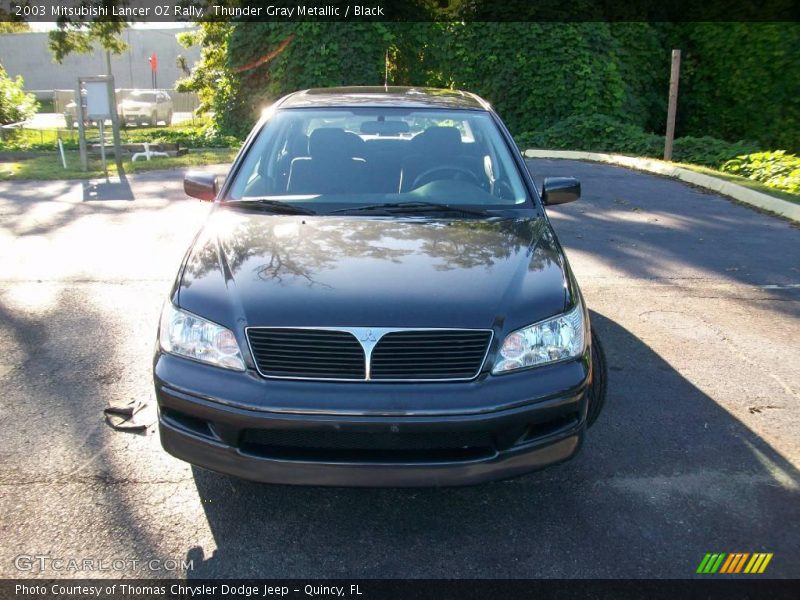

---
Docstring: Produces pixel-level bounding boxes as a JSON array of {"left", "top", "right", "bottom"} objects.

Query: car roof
[{"left": 276, "top": 86, "right": 491, "bottom": 111}]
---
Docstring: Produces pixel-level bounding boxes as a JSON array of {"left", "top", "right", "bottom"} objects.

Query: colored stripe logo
[{"left": 697, "top": 552, "right": 773, "bottom": 574}]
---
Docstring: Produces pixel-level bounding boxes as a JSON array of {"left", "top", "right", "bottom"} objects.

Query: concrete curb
[{"left": 524, "top": 149, "right": 800, "bottom": 223}]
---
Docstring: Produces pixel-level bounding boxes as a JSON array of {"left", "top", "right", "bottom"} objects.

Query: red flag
[{"left": 149, "top": 53, "right": 158, "bottom": 72}]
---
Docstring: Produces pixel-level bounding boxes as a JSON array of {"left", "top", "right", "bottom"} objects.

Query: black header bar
[{"left": 1, "top": 0, "right": 799, "bottom": 22}]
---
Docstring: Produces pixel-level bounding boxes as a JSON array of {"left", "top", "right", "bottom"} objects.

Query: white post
[
  {"left": 76, "top": 82, "right": 88, "bottom": 172},
  {"left": 57, "top": 138, "right": 67, "bottom": 169},
  {"left": 99, "top": 120, "right": 108, "bottom": 179}
]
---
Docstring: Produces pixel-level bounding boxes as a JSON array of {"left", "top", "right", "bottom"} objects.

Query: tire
[
  {"left": 586, "top": 329, "right": 608, "bottom": 427},
  {"left": 149, "top": 112, "right": 157, "bottom": 127},
  {"left": 165, "top": 111, "right": 173, "bottom": 126}
]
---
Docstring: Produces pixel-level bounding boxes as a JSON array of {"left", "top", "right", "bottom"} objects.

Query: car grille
[
  {"left": 245, "top": 327, "right": 492, "bottom": 381},
  {"left": 247, "top": 328, "right": 366, "bottom": 380},
  {"left": 239, "top": 428, "right": 495, "bottom": 462},
  {"left": 370, "top": 330, "right": 492, "bottom": 380}
]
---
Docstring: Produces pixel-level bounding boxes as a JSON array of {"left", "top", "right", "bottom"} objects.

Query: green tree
[
  {"left": 48, "top": 19, "right": 128, "bottom": 64},
  {"left": 0, "top": 21, "right": 30, "bottom": 33},
  {"left": 0, "top": 63, "right": 37, "bottom": 125},
  {"left": 667, "top": 22, "right": 800, "bottom": 151},
  {"left": 176, "top": 22, "right": 236, "bottom": 133}
]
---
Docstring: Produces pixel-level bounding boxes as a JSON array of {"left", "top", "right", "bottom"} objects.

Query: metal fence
[{"left": 53, "top": 89, "right": 199, "bottom": 114}]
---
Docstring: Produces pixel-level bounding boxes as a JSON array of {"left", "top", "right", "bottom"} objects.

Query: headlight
[
  {"left": 492, "top": 301, "right": 585, "bottom": 374},
  {"left": 159, "top": 302, "right": 245, "bottom": 371}
]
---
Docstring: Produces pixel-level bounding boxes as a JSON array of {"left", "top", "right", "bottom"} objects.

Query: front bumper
[{"left": 154, "top": 352, "right": 591, "bottom": 487}]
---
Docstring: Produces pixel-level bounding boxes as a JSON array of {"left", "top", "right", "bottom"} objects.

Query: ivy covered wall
[{"left": 178, "top": 21, "right": 800, "bottom": 152}]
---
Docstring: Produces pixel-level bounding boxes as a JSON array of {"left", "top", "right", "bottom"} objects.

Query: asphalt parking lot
[{"left": 0, "top": 159, "right": 797, "bottom": 578}]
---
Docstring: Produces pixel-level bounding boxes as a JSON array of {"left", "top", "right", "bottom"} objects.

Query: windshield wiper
[
  {"left": 228, "top": 199, "right": 317, "bottom": 215},
  {"left": 329, "top": 201, "right": 491, "bottom": 217}
]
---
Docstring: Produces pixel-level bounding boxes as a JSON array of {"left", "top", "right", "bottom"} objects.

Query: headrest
[
  {"left": 412, "top": 126, "right": 462, "bottom": 154},
  {"left": 287, "top": 133, "right": 308, "bottom": 156},
  {"left": 309, "top": 128, "right": 364, "bottom": 159}
]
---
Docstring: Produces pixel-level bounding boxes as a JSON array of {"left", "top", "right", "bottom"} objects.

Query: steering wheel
[
  {"left": 411, "top": 164, "right": 482, "bottom": 189},
  {"left": 495, "top": 180, "right": 515, "bottom": 200}
]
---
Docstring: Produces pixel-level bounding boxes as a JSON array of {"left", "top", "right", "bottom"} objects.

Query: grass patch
[
  {"left": 0, "top": 118, "right": 237, "bottom": 152},
  {"left": 0, "top": 149, "right": 237, "bottom": 181},
  {"left": 675, "top": 162, "right": 800, "bottom": 206}
]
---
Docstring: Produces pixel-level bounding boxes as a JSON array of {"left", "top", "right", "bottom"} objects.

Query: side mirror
[
  {"left": 542, "top": 177, "right": 580, "bottom": 205},
  {"left": 184, "top": 171, "right": 218, "bottom": 201}
]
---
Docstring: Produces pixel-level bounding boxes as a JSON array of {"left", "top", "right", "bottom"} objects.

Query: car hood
[{"left": 177, "top": 208, "right": 570, "bottom": 331}]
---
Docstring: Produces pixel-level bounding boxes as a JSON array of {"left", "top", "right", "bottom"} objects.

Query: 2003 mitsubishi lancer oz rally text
[{"left": 154, "top": 86, "right": 608, "bottom": 486}]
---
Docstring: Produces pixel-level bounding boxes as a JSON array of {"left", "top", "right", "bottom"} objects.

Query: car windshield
[
  {"left": 131, "top": 92, "right": 158, "bottom": 102},
  {"left": 226, "top": 108, "right": 529, "bottom": 212}
]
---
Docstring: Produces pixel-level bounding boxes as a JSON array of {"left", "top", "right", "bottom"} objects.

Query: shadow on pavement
[
  {"left": 185, "top": 311, "right": 799, "bottom": 579},
  {"left": 82, "top": 171, "right": 135, "bottom": 202},
  {"left": 0, "top": 291, "right": 165, "bottom": 572},
  {"left": 527, "top": 159, "right": 800, "bottom": 305}
]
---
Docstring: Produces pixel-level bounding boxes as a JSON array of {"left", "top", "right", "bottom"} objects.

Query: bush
[
  {"left": 0, "top": 122, "right": 241, "bottom": 153},
  {"left": 515, "top": 114, "right": 663, "bottom": 156},
  {"left": 0, "top": 64, "right": 37, "bottom": 125},
  {"left": 721, "top": 151, "right": 800, "bottom": 194},
  {"left": 669, "top": 136, "right": 760, "bottom": 167},
  {"left": 516, "top": 115, "right": 763, "bottom": 168},
  {"left": 124, "top": 124, "right": 240, "bottom": 149}
]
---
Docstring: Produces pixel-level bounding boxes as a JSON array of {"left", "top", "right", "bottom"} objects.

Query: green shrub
[
  {"left": 0, "top": 123, "right": 241, "bottom": 153},
  {"left": 0, "top": 64, "right": 37, "bottom": 125},
  {"left": 124, "top": 124, "right": 240, "bottom": 149},
  {"left": 670, "top": 136, "right": 760, "bottom": 167},
  {"left": 516, "top": 115, "right": 763, "bottom": 168},
  {"left": 721, "top": 151, "right": 800, "bottom": 194},
  {"left": 515, "top": 114, "right": 663, "bottom": 156}
]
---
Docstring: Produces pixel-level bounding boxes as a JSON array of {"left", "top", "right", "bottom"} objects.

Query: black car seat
[
  {"left": 364, "top": 138, "right": 407, "bottom": 193},
  {"left": 276, "top": 132, "right": 309, "bottom": 183},
  {"left": 287, "top": 128, "right": 368, "bottom": 194},
  {"left": 399, "top": 126, "right": 485, "bottom": 192}
]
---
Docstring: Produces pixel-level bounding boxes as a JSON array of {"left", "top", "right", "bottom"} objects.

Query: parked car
[
  {"left": 154, "top": 86, "right": 607, "bottom": 486},
  {"left": 119, "top": 90, "right": 173, "bottom": 126}
]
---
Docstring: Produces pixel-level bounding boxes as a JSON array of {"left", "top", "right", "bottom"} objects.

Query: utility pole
[
  {"left": 664, "top": 49, "right": 681, "bottom": 162},
  {"left": 106, "top": 50, "right": 124, "bottom": 172}
]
